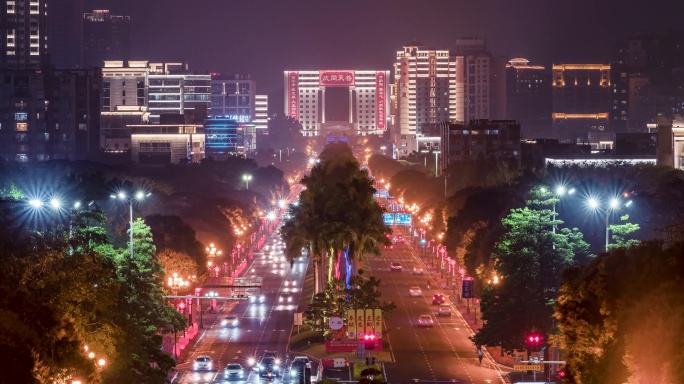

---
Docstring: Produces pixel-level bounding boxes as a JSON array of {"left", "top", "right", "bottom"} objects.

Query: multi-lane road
[
  {"left": 173, "top": 232, "right": 311, "bottom": 384},
  {"left": 369, "top": 239, "right": 506, "bottom": 384},
  {"left": 171, "top": 230, "right": 505, "bottom": 383}
]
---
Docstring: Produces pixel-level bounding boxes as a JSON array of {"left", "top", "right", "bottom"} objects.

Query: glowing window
[{"left": 15, "top": 122, "right": 27, "bottom": 131}]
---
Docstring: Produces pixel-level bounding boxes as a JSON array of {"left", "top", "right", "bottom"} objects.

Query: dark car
[
  {"left": 432, "top": 293, "right": 446, "bottom": 305},
  {"left": 257, "top": 357, "right": 282, "bottom": 377}
]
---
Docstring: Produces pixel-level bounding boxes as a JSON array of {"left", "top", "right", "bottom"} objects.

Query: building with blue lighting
[{"left": 204, "top": 117, "right": 243, "bottom": 159}]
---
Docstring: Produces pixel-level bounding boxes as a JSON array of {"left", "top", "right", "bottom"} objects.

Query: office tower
[
  {"left": 611, "top": 31, "right": 684, "bottom": 132},
  {"left": 0, "top": 72, "right": 48, "bottom": 161},
  {"left": 552, "top": 64, "right": 611, "bottom": 140},
  {"left": 394, "top": 43, "right": 456, "bottom": 135},
  {"left": 506, "top": 58, "right": 552, "bottom": 138},
  {"left": 454, "top": 38, "right": 507, "bottom": 122},
  {"left": 0, "top": 0, "right": 48, "bottom": 70},
  {"left": 146, "top": 63, "right": 210, "bottom": 123},
  {"left": 83, "top": 10, "right": 131, "bottom": 69}
]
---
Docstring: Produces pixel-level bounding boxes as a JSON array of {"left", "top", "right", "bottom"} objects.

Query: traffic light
[
  {"left": 420, "top": 238, "right": 426, "bottom": 245},
  {"left": 364, "top": 334, "right": 376, "bottom": 350},
  {"left": 525, "top": 333, "right": 544, "bottom": 352}
]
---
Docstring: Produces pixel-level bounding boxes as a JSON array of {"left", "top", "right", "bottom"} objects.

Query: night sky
[{"left": 88, "top": 0, "right": 683, "bottom": 104}]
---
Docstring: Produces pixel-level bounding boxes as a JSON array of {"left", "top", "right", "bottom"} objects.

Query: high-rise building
[
  {"left": 506, "top": 58, "right": 551, "bottom": 138},
  {"left": 48, "top": 0, "right": 83, "bottom": 69},
  {"left": 283, "top": 69, "right": 389, "bottom": 137},
  {"left": 204, "top": 117, "right": 243, "bottom": 159},
  {"left": 101, "top": 60, "right": 147, "bottom": 112},
  {"left": 83, "top": 10, "right": 131, "bottom": 69},
  {"left": 611, "top": 31, "right": 684, "bottom": 132},
  {"left": 552, "top": 64, "right": 611, "bottom": 140},
  {"left": 146, "top": 63, "right": 210, "bottom": 123},
  {"left": 394, "top": 44, "right": 457, "bottom": 135},
  {"left": 0, "top": 72, "right": 48, "bottom": 161},
  {"left": 454, "top": 38, "right": 507, "bottom": 122},
  {"left": 0, "top": 0, "right": 48, "bottom": 70},
  {"left": 49, "top": 69, "right": 101, "bottom": 160},
  {"left": 440, "top": 119, "right": 521, "bottom": 168}
]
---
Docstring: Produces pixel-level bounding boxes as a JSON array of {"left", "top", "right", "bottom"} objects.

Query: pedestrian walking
[{"left": 477, "top": 347, "right": 483, "bottom": 364}]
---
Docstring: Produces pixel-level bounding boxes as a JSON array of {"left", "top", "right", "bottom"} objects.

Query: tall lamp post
[
  {"left": 111, "top": 191, "right": 151, "bottom": 258},
  {"left": 587, "top": 196, "right": 633, "bottom": 251},
  {"left": 243, "top": 174, "right": 252, "bottom": 190}
]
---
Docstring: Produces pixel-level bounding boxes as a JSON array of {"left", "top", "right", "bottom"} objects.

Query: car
[
  {"left": 220, "top": 315, "right": 239, "bottom": 327},
  {"left": 193, "top": 355, "right": 214, "bottom": 371},
  {"left": 409, "top": 286, "right": 423, "bottom": 297},
  {"left": 284, "top": 279, "right": 297, "bottom": 286},
  {"left": 257, "top": 357, "right": 282, "bottom": 377},
  {"left": 249, "top": 294, "right": 266, "bottom": 304},
  {"left": 417, "top": 314, "right": 434, "bottom": 327},
  {"left": 289, "top": 360, "right": 308, "bottom": 378},
  {"left": 383, "top": 244, "right": 394, "bottom": 250},
  {"left": 279, "top": 293, "right": 293, "bottom": 303},
  {"left": 292, "top": 356, "right": 312, "bottom": 369},
  {"left": 438, "top": 305, "right": 452, "bottom": 316},
  {"left": 232, "top": 291, "right": 251, "bottom": 300},
  {"left": 432, "top": 293, "right": 446, "bottom": 305},
  {"left": 224, "top": 363, "right": 245, "bottom": 379},
  {"left": 390, "top": 262, "right": 403, "bottom": 271},
  {"left": 262, "top": 351, "right": 278, "bottom": 359},
  {"left": 412, "top": 266, "right": 424, "bottom": 275},
  {"left": 393, "top": 235, "right": 405, "bottom": 244}
]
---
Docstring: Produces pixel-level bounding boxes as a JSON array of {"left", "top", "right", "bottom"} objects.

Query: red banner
[
  {"left": 288, "top": 72, "right": 299, "bottom": 121},
  {"left": 319, "top": 70, "right": 355, "bottom": 86},
  {"left": 376, "top": 71, "right": 386, "bottom": 130}
]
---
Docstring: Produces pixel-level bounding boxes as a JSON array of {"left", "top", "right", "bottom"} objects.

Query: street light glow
[
  {"left": 50, "top": 198, "right": 61, "bottom": 209},
  {"left": 136, "top": 191, "right": 145, "bottom": 200},
  {"left": 118, "top": 192, "right": 126, "bottom": 199},
  {"left": 29, "top": 199, "right": 43, "bottom": 208},
  {"left": 266, "top": 211, "right": 277, "bottom": 221},
  {"left": 74, "top": 201, "right": 81, "bottom": 209},
  {"left": 610, "top": 198, "right": 619, "bottom": 209},
  {"left": 588, "top": 198, "right": 599, "bottom": 209}
]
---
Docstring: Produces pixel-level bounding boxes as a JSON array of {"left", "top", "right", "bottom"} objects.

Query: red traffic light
[{"left": 364, "top": 334, "right": 375, "bottom": 341}]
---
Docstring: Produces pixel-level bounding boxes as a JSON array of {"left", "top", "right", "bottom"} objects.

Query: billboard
[
  {"left": 288, "top": 72, "right": 299, "bottom": 121},
  {"left": 462, "top": 279, "right": 474, "bottom": 299},
  {"left": 376, "top": 71, "right": 386, "bottom": 130},
  {"left": 319, "top": 70, "right": 355, "bottom": 86}
]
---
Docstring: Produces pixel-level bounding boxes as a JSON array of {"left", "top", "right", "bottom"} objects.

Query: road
[
  {"left": 173, "top": 231, "right": 312, "bottom": 384},
  {"left": 369, "top": 239, "right": 506, "bottom": 384}
]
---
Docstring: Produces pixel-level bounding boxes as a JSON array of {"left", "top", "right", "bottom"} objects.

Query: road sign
[
  {"left": 395, "top": 213, "right": 412, "bottom": 226},
  {"left": 513, "top": 364, "right": 543, "bottom": 371},
  {"left": 383, "top": 213, "right": 395, "bottom": 225},
  {"left": 294, "top": 312, "right": 303, "bottom": 326},
  {"left": 462, "top": 279, "right": 474, "bottom": 299}
]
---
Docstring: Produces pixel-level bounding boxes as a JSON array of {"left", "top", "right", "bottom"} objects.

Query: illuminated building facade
[
  {"left": 283, "top": 69, "right": 390, "bottom": 136},
  {"left": 210, "top": 74, "right": 268, "bottom": 150},
  {"left": 395, "top": 44, "right": 456, "bottom": 135},
  {"left": 0, "top": 0, "right": 47, "bottom": 70},
  {"left": 147, "top": 64, "right": 210, "bottom": 123},
  {"left": 657, "top": 115, "right": 684, "bottom": 171},
  {"left": 440, "top": 119, "right": 521, "bottom": 168},
  {"left": 130, "top": 124, "right": 204, "bottom": 165},
  {"left": 204, "top": 117, "right": 243, "bottom": 158},
  {"left": 552, "top": 64, "right": 611, "bottom": 140}
]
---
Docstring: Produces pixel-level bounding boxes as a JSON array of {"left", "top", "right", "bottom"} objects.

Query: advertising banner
[
  {"left": 376, "top": 71, "right": 386, "bottom": 130},
  {"left": 356, "top": 308, "right": 365, "bottom": 339},
  {"left": 462, "top": 279, "right": 474, "bottom": 299},
  {"left": 373, "top": 309, "right": 383, "bottom": 338},
  {"left": 319, "top": 70, "right": 355, "bottom": 86},
  {"left": 325, "top": 341, "right": 357, "bottom": 353},
  {"left": 347, "top": 309, "right": 356, "bottom": 339},
  {"left": 365, "top": 308, "right": 373, "bottom": 337},
  {"left": 288, "top": 72, "right": 299, "bottom": 121}
]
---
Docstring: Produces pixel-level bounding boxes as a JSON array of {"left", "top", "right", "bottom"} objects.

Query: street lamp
[
  {"left": 167, "top": 272, "right": 190, "bottom": 295},
  {"left": 540, "top": 185, "right": 575, "bottom": 236},
  {"left": 111, "top": 190, "right": 151, "bottom": 258},
  {"left": 242, "top": 174, "right": 252, "bottom": 189},
  {"left": 586, "top": 196, "right": 632, "bottom": 251}
]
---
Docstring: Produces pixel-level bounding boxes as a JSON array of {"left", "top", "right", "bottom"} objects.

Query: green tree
[
  {"left": 473, "top": 189, "right": 591, "bottom": 352},
  {"left": 267, "top": 114, "right": 307, "bottom": 152},
  {"left": 157, "top": 249, "right": 199, "bottom": 294},
  {"left": 607, "top": 214, "right": 640, "bottom": 250},
  {"left": 304, "top": 292, "right": 335, "bottom": 333}
]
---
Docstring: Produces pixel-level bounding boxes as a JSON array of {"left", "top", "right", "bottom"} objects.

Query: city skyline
[{"left": 86, "top": 0, "right": 684, "bottom": 96}]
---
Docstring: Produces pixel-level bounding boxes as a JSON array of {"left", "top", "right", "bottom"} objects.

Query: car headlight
[
  {"left": 275, "top": 358, "right": 281, "bottom": 364},
  {"left": 221, "top": 320, "right": 227, "bottom": 326}
]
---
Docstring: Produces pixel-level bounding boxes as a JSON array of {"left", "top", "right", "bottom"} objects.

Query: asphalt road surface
[
  {"left": 173, "top": 232, "right": 312, "bottom": 384},
  {"left": 369, "top": 238, "right": 506, "bottom": 384}
]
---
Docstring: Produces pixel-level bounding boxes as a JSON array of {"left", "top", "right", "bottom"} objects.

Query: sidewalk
[{"left": 409, "top": 242, "right": 518, "bottom": 370}]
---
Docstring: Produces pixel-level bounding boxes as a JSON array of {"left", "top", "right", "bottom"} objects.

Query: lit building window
[{"left": 15, "top": 122, "right": 28, "bottom": 131}]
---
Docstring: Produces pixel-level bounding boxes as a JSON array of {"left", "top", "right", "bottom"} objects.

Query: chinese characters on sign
[
  {"left": 288, "top": 72, "right": 299, "bottom": 121},
  {"left": 347, "top": 309, "right": 356, "bottom": 339},
  {"left": 376, "top": 71, "right": 386, "bottom": 130},
  {"left": 356, "top": 308, "right": 365, "bottom": 339},
  {"left": 462, "top": 279, "right": 474, "bottom": 299},
  {"left": 319, "top": 70, "right": 355, "bottom": 86}
]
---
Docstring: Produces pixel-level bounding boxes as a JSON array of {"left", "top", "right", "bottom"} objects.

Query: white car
[
  {"left": 193, "top": 355, "right": 213, "bottom": 371},
  {"left": 438, "top": 305, "right": 452, "bottom": 316},
  {"left": 417, "top": 314, "right": 434, "bottom": 327},
  {"left": 279, "top": 294, "right": 293, "bottom": 303},
  {"left": 292, "top": 356, "right": 311, "bottom": 369},
  {"left": 221, "top": 315, "right": 239, "bottom": 327},
  {"left": 412, "top": 266, "right": 424, "bottom": 275},
  {"left": 409, "top": 286, "right": 423, "bottom": 297},
  {"left": 224, "top": 363, "right": 244, "bottom": 379}
]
